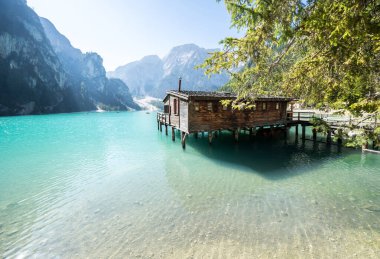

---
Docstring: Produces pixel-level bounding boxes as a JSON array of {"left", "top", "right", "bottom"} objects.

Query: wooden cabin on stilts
[
  {"left": 157, "top": 78, "right": 294, "bottom": 149},
  {"left": 157, "top": 79, "right": 379, "bottom": 151}
]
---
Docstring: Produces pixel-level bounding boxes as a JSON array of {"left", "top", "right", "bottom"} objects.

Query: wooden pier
[
  {"left": 156, "top": 81, "right": 378, "bottom": 150},
  {"left": 158, "top": 108, "right": 379, "bottom": 150}
]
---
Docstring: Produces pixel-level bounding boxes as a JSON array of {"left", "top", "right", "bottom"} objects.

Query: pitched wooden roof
[{"left": 163, "top": 90, "right": 294, "bottom": 102}]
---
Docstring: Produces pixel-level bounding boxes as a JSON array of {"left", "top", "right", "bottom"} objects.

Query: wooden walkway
[
  {"left": 288, "top": 111, "right": 379, "bottom": 130},
  {"left": 157, "top": 110, "right": 379, "bottom": 149}
]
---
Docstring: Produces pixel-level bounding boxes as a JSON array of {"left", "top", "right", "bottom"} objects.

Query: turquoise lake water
[{"left": 0, "top": 111, "right": 379, "bottom": 258}]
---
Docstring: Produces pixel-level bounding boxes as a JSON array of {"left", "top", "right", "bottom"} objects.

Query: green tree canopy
[{"left": 202, "top": 0, "right": 380, "bottom": 115}]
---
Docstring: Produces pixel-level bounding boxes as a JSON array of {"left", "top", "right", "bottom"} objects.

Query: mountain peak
[
  {"left": 109, "top": 43, "right": 229, "bottom": 98},
  {"left": 168, "top": 43, "right": 202, "bottom": 53},
  {"left": 141, "top": 55, "right": 161, "bottom": 62}
]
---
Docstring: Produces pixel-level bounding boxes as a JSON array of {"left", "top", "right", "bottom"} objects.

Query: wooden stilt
[
  {"left": 234, "top": 129, "right": 239, "bottom": 142},
  {"left": 295, "top": 124, "right": 299, "bottom": 136},
  {"left": 336, "top": 129, "right": 342, "bottom": 146},
  {"left": 172, "top": 127, "right": 175, "bottom": 141},
  {"left": 312, "top": 128, "right": 317, "bottom": 141},
  {"left": 181, "top": 132, "right": 187, "bottom": 149},
  {"left": 301, "top": 125, "right": 306, "bottom": 140},
  {"left": 252, "top": 127, "right": 257, "bottom": 136},
  {"left": 157, "top": 120, "right": 160, "bottom": 130},
  {"left": 165, "top": 125, "right": 168, "bottom": 136},
  {"left": 194, "top": 132, "right": 198, "bottom": 139},
  {"left": 249, "top": 128, "right": 253, "bottom": 136},
  {"left": 159, "top": 122, "right": 162, "bottom": 132},
  {"left": 362, "top": 142, "right": 368, "bottom": 151},
  {"left": 326, "top": 130, "right": 332, "bottom": 144},
  {"left": 214, "top": 131, "right": 218, "bottom": 139},
  {"left": 208, "top": 131, "right": 213, "bottom": 145}
]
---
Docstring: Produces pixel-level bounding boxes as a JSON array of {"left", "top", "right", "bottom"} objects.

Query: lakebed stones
[{"left": 362, "top": 204, "right": 380, "bottom": 212}]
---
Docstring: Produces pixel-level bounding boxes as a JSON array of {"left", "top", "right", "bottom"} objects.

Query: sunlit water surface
[{"left": 0, "top": 112, "right": 379, "bottom": 258}]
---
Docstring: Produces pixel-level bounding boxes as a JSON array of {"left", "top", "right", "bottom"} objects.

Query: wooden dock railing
[
  {"left": 157, "top": 112, "right": 169, "bottom": 124},
  {"left": 287, "top": 111, "right": 378, "bottom": 130}
]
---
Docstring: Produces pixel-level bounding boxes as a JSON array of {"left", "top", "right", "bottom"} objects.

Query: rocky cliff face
[
  {"left": 39, "top": 17, "right": 140, "bottom": 111},
  {"left": 0, "top": 0, "right": 74, "bottom": 115},
  {"left": 108, "top": 44, "right": 230, "bottom": 98},
  {"left": 0, "top": 0, "right": 139, "bottom": 116}
]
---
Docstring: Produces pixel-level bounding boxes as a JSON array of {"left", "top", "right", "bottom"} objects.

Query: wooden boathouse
[
  {"left": 157, "top": 81, "right": 379, "bottom": 150},
  {"left": 157, "top": 81, "right": 294, "bottom": 148}
]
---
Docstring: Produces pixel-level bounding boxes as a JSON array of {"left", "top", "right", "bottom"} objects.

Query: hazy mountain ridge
[
  {"left": 109, "top": 55, "right": 163, "bottom": 97},
  {"left": 108, "top": 44, "right": 230, "bottom": 98},
  {"left": 0, "top": 0, "right": 139, "bottom": 116},
  {"left": 39, "top": 17, "right": 140, "bottom": 111}
]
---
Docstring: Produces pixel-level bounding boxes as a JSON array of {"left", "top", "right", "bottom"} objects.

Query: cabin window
[
  {"left": 173, "top": 98, "right": 178, "bottom": 115},
  {"left": 276, "top": 102, "right": 280, "bottom": 110},
  {"left": 262, "top": 102, "right": 267, "bottom": 111},
  {"left": 194, "top": 102, "right": 200, "bottom": 111},
  {"left": 164, "top": 105, "right": 170, "bottom": 114},
  {"left": 207, "top": 102, "right": 213, "bottom": 112}
]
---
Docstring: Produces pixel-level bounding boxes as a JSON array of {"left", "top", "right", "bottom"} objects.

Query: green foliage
[
  {"left": 375, "top": 126, "right": 380, "bottom": 135},
  {"left": 310, "top": 117, "right": 330, "bottom": 134},
  {"left": 344, "top": 128, "right": 370, "bottom": 148},
  {"left": 202, "top": 0, "right": 380, "bottom": 114}
]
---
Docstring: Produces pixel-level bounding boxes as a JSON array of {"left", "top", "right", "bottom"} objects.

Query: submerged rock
[
  {"left": 363, "top": 205, "right": 380, "bottom": 212},
  {"left": 6, "top": 202, "right": 19, "bottom": 209}
]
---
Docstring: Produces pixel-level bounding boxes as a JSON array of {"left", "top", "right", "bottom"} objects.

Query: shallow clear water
[{"left": 0, "top": 111, "right": 379, "bottom": 258}]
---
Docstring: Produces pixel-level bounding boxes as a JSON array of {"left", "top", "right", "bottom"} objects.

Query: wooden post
[
  {"left": 172, "top": 127, "right": 175, "bottom": 141},
  {"left": 252, "top": 127, "right": 257, "bottom": 136},
  {"left": 194, "top": 132, "right": 198, "bottom": 139},
  {"left": 312, "top": 128, "right": 317, "bottom": 141},
  {"left": 337, "top": 129, "right": 342, "bottom": 146},
  {"left": 208, "top": 131, "right": 213, "bottom": 145},
  {"left": 295, "top": 124, "right": 299, "bottom": 136},
  {"left": 362, "top": 142, "right": 368, "bottom": 151},
  {"left": 159, "top": 122, "right": 162, "bottom": 132},
  {"left": 326, "top": 130, "right": 332, "bottom": 144},
  {"left": 234, "top": 129, "right": 239, "bottom": 142},
  {"left": 214, "top": 131, "right": 218, "bottom": 139},
  {"left": 181, "top": 132, "right": 187, "bottom": 149},
  {"left": 157, "top": 113, "right": 160, "bottom": 130},
  {"left": 301, "top": 125, "right": 306, "bottom": 140},
  {"left": 165, "top": 125, "right": 168, "bottom": 136},
  {"left": 270, "top": 125, "right": 274, "bottom": 137}
]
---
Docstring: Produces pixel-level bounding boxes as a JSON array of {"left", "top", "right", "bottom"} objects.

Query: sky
[{"left": 27, "top": 0, "right": 241, "bottom": 71}]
